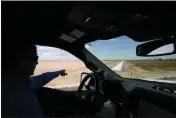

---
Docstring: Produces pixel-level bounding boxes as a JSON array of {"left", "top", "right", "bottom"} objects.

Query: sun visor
[
  {"left": 60, "top": 34, "right": 77, "bottom": 43},
  {"left": 70, "top": 29, "right": 85, "bottom": 39}
]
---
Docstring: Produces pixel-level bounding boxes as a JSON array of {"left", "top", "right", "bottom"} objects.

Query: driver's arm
[{"left": 30, "top": 70, "right": 65, "bottom": 91}]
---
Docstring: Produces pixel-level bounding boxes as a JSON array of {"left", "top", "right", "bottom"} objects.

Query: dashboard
[
  {"left": 138, "top": 99, "right": 175, "bottom": 117},
  {"left": 102, "top": 77, "right": 176, "bottom": 117}
]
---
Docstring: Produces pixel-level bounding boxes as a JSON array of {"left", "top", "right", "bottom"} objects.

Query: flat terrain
[
  {"left": 34, "top": 60, "right": 90, "bottom": 89},
  {"left": 103, "top": 60, "right": 176, "bottom": 79},
  {"left": 34, "top": 60, "right": 176, "bottom": 90}
]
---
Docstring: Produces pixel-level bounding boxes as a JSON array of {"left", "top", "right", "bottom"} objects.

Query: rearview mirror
[{"left": 136, "top": 37, "right": 176, "bottom": 56}]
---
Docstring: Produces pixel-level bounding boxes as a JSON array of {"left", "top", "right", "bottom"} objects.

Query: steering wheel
[{"left": 77, "top": 73, "right": 102, "bottom": 116}]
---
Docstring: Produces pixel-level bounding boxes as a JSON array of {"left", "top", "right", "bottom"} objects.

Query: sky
[
  {"left": 37, "top": 46, "right": 78, "bottom": 60},
  {"left": 37, "top": 35, "right": 176, "bottom": 60}
]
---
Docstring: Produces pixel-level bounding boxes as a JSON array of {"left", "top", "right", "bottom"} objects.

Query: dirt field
[
  {"left": 103, "top": 60, "right": 176, "bottom": 79},
  {"left": 34, "top": 60, "right": 90, "bottom": 89},
  {"left": 34, "top": 60, "right": 176, "bottom": 90}
]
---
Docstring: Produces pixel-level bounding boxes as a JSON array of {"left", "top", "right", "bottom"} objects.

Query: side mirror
[
  {"left": 136, "top": 37, "right": 176, "bottom": 56},
  {"left": 80, "top": 72, "right": 91, "bottom": 84},
  {"left": 80, "top": 72, "right": 87, "bottom": 83}
]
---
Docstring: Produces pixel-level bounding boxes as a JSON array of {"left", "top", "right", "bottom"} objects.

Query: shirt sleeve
[{"left": 30, "top": 71, "right": 61, "bottom": 91}]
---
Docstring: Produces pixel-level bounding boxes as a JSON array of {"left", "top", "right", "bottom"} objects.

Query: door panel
[{"left": 36, "top": 87, "right": 79, "bottom": 116}]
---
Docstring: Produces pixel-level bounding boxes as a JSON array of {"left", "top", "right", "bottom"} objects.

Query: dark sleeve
[{"left": 30, "top": 71, "right": 60, "bottom": 91}]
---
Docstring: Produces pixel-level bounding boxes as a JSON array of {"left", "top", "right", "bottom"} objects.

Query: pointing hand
[{"left": 59, "top": 69, "right": 68, "bottom": 76}]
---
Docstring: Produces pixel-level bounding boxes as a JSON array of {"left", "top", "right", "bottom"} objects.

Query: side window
[{"left": 35, "top": 45, "right": 91, "bottom": 91}]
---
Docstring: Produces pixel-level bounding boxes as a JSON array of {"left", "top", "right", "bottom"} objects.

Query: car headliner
[{"left": 2, "top": 2, "right": 176, "bottom": 60}]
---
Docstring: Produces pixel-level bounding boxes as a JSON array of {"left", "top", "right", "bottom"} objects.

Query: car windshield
[{"left": 85, "top": 35, "right": 176, "bottom": 83}]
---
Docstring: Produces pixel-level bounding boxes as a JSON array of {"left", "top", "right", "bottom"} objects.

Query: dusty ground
[
  {"left": 104, "top": 60, "right": 176, "bottom": 79},
  {"left": 34, "top": 60, "right": 176, "bottom": 90},
  {"left": 34, "top": 60, "right": 90, "bottom": 89}
]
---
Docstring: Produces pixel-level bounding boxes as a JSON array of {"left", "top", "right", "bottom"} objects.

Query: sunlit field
[
  {"left": 34, "top": 60, "right": 90, "bottom": 90},
  {"left": 34, "top": 60, "right": 176, "bottom": 90},
  {"left": 103, "top": 60, "right": 176, "bottom": 79}
]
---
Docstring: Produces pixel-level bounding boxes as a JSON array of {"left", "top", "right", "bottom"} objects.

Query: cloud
[
  {"left": 36, "top": 45, "right": 78, "bottom": 60},
  {"left": 108, "top": 35, "right": 130, "bottom": 42},
  {"left": 132, "top": 54, "right": 137, "bottom": 57},
  {"left": 108, "top": 38, "right": 117, "bottom": 41},
  {"left": 85, "top": 43, "right": 93, "bottom": 50},
  {"left": 85, "top": 44, "right": 91, "bottom": 49}
]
